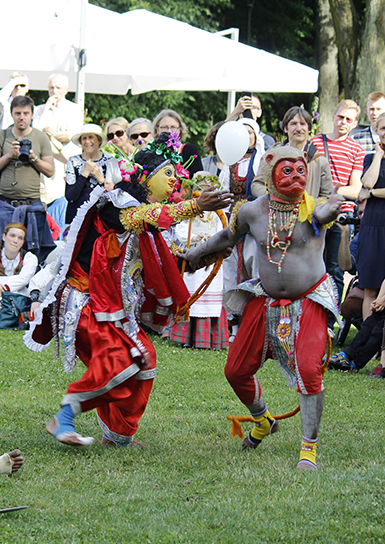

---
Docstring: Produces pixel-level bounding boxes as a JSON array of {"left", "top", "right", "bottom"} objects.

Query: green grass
[{"left": 0, "top": 328, "right": 384, "bottom": 543}]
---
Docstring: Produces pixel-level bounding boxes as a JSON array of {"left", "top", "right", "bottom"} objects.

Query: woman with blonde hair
[{"left": 105, "top": 117, "right": 135, "bottom": 157}]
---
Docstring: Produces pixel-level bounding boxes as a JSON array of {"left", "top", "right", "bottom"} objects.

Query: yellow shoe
[
  {"left": 242, "top": 410, "right": 279, "bottom": 450},
  {"left": 297, "top": 438, "right": 317, "bottom": 471}
]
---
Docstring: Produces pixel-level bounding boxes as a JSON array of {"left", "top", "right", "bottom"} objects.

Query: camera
[
  {"left": 337, "top": 215, "right": 360, "bottom": 226},
  {"left": 18, "top": 138, "right": 32, "bottom": 163}
]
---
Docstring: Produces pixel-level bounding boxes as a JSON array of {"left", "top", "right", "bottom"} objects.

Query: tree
[
  {"left": 317, "top": 0, "right": 385, "bottom": 125},
  {"left": 316, "top": 0, "right": 339, "bottom": 132}
]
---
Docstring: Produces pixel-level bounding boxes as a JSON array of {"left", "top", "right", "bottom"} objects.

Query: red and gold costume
[{"left": 25, "top": 186, "right": 203, "bottom": 444}]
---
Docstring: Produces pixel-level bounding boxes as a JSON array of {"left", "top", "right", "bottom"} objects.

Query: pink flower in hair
[
  {"left": 176, "top": 164, "right": 190, "bottom": 179},
  {"left": 166, "top": 131, "right": 181, "bottom": 150}
]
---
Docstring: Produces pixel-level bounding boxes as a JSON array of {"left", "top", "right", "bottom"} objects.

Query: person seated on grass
[
  {"left": 0, "top": 223, "right": 38, "bottom": 296},
  {"left": 329, "top": 276, "right": 385, "bottom": 377},
  {"left": 0, "top": 450, "right": 23, "bottom": 475},
  {"left": 336, "top": 199, "right": 366, "bottom": 335}
]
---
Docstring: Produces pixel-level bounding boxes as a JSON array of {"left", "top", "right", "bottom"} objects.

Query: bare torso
[{"left": 239, "top": 196, "right": 326, "bottom": 299}]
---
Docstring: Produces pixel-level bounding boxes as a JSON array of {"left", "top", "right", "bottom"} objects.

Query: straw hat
[{"left": 71, "top": 124, "right": 107, "bottom": 147}]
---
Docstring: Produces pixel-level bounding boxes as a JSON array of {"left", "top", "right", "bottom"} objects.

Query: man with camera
[{"left": 0, "top": 96, "right": 54, "bottom": 259}]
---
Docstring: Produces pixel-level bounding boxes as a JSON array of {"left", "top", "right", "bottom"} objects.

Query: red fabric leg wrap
[
  {"left": 67, "top": 304, "right": 156, "bottom": 436},
  {"left": 295, "top": 298, "right": 328, "bottom": 395},
  {"left": 225, "top": 297, "right": 271, "bottom": 405}
]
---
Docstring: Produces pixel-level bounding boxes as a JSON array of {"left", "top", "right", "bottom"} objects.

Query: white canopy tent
[
  {"left": 0, "top": 1, "right": 318, "bottom": 112},
  {"left": 119, "top": 9, "right": 318, "bottom": 96}
]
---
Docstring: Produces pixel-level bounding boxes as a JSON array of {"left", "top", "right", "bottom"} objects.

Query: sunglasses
[
  {"left": 15, "top": 84, "right": 27, "bottom": 88},
  {"left": 107, "top": 130, "right": 125, "bottom": 140},
  {"left": 130, "top": 131, "right": 151, "bottom": 140}
]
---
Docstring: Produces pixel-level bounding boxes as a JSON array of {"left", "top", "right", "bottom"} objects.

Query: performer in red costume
[
  {"left": 181, "top": 146, "right": 344, "bottom": 470},
  {"left": 25, "top": 132, "right": 233, "bottom": 447}
]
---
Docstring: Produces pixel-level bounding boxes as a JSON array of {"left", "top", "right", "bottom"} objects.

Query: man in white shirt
[
  {"left": 33, "top": 74, "right": 83, "bottom": 238},
  {"left": 0, "top": 72, "right": 29, "bottom": 130}
]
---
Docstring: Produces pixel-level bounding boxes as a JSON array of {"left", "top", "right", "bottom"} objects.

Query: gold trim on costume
[
  {"left": 169, "top": 241, "right": 182, "bottom": 256},
  {"left": 166, "top": 199, "right": 202, "bottom": 222},
  {"left": 119, "top": 199, "right": 202, "bottom": 234},
  {"left": 230, "top": 199, "right": 247, "bottom": 234}
]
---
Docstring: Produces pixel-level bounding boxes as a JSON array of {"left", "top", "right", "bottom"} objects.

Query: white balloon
[{"left": 215, "top": 121, "right": 249, "bottom": 166}]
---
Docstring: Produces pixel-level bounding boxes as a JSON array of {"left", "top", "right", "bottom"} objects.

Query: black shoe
[
  {"left": 14, "top": 321, "right": 29, "bottom": 331},
  {"left": 328, "top": 353, "right": 351, "bottom": 372}
]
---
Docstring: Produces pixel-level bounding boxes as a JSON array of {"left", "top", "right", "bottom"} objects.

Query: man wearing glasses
[
  {"left": 33, "top": 74, "right": 83, "bottom": 239},
  {"left": 0, "top": 72, "right": 29, "bottom": 130},
  {"left": 310, "top": 100, "right": 365, "bottom": 337}
]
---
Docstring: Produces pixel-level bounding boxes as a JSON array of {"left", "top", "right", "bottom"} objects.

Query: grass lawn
[{"left": 0, "top": 327, "right": 384, "bottom": 543}]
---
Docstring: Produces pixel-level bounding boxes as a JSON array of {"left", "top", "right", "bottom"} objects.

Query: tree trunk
[
  {"left": 354, "top": 0, "right": 385, "bottom": 122},
  {"left": 317, "top": 0, "right": 339, "bottom": 132},
  {"left": 328, "top": 0, "right": 359, "bottom": 97}
]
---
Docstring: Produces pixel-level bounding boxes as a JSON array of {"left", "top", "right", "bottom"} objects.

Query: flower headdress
[
  {"left": 135, "top": 132, "right": 183, "bottom": 192},
  {"left": 144, "top": 131, "right": 182, "bottom": 165}
]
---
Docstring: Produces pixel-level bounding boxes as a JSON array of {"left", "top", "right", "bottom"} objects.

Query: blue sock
[{"left": 54, "top": 404, "right": 76, "bottom": 435}]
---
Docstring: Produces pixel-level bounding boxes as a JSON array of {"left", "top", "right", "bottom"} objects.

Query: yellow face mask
[{"left": 146, "top": 162, "right": 177, "bottom": 202}]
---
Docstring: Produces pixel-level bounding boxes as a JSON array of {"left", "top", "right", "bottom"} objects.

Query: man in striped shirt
[{"left": 310, "top": 99, "right": 365, "bottom": 335}]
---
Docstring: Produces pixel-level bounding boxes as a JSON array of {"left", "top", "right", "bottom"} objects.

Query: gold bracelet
[
  {"left": 120, "top": 203, "right": 163, "bottom": 234},
  {"left": 167, "top": 199, "right": 203, "bottom": 222}
]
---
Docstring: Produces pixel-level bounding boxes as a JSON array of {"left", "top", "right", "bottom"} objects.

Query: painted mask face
[
  {"left": 146, "top": 162, "right": 177, "bottom": 201},
  {"left": 272, "top": 158, "right": 307, "bottom": 199}
]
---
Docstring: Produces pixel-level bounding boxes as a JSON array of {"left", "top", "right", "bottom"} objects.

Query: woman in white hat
[{"left": 65, "top": 124, "right": 121, "bottom": 224}]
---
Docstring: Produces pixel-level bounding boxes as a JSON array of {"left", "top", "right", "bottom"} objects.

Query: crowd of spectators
[{"left": 0, "top": 70, "right": 384, "bottom": 378}]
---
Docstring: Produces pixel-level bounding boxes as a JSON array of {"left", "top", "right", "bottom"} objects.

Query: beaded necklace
[{"left": 266, "top": 198, "right": 301, "bottom": 273}]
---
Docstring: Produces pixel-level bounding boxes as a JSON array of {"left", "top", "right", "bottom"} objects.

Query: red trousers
[
  {"left": 225, "top": 296, "right": 328, "bottom": 404},
  {"left": 65, "top": 304, "right": 156, "bottom": 440}
]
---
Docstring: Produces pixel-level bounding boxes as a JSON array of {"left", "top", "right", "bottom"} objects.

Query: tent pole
[
  {"left": 75, "top": 0, "right": 88, "bottom": 114},
  {"left": 216, "top": 28, "right": 239, "bottom": 117}
]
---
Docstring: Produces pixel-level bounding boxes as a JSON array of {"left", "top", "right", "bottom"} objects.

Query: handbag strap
[{"left": 321, "top": 134, "right": 330, "bottom": 163}]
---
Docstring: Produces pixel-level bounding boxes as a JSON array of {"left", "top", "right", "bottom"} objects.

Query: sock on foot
[
  {"left": 55, "top": 404, "right": 76, "bottom": 435},
  {"left": 249, "top": 409, "right": 276, "bottom": 444}
]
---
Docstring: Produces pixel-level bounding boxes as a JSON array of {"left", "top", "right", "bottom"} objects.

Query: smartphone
[{"left": 240, "top": 92, "right": 253, "bottom": 119}]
